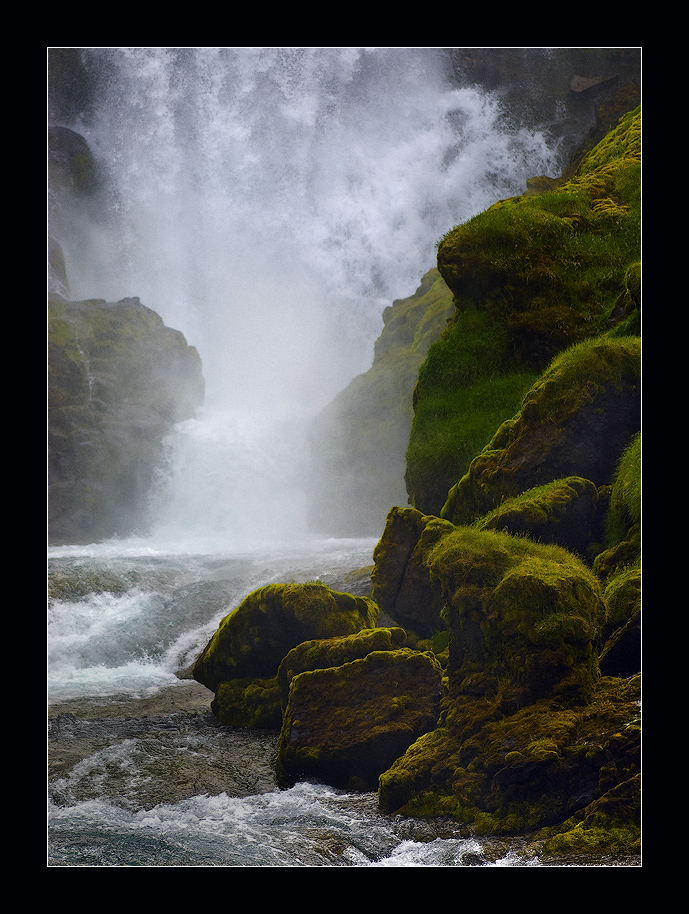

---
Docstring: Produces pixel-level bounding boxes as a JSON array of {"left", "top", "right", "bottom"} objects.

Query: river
[{"left": 48, "top": 535, "right": 639, "bottom": 867}]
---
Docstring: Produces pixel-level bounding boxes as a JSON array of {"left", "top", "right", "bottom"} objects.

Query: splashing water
[{"left": 55, "top": 47, "right": 561, "bottom": 548}]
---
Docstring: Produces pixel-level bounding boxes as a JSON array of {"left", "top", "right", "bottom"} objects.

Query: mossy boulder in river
[
  {"left": 192, "top": 582, "right": 379, "bottom": 694},
  {"left": 378, "top": 674, "right": 640, "bottom": 852},
  {"left": 277, "top": 648, "right": 444, "bottom": 791},
  {"left": 371, "top": 508, "right": 639, "bottom": 851},
  {"left": 210, "top": 625, "right": 409, "bottom": 729},
  {"left": 374, "top": 510, "right": 605, "bottom": 708}
]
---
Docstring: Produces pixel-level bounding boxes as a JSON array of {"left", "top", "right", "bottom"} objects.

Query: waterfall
[{"left": 54, "top": 48, "right": 561, "bottom": 549}]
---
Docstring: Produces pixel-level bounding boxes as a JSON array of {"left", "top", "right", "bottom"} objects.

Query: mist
[{"left": 51, "top": 47, "right": 562, "bottom": 548}]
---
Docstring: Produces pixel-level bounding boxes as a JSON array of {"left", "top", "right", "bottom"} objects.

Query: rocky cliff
[{"left": 48, "top": 296, "right": 204, "bottom": 544}]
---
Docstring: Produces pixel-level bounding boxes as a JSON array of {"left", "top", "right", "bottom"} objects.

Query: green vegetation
[
  {"left": 604, "top": 432, "right": 641, "bottom": 551},
  {"left": 441, "top": 335, "right": 640, "bottom": 528},
  {"left": 406, "top": 108, "right": 641, "bottom": 517},
  {"left": 405, "top": 304, "right": 537, "bottom": 514}
]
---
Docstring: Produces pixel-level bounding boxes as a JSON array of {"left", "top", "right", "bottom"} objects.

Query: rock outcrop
[
  {"left": 407, "top": 108, "right": 641, "bottom": 516},
  {"left": 441, "top": 335, "right": 640, "bottom": 528},
  {"left": 48, "top": 296, "right": 204, "bottom": 544}
]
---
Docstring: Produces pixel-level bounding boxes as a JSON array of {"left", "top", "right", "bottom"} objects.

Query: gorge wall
[{"left": 48, "top": 123, "right": 204, "bottom": 545}]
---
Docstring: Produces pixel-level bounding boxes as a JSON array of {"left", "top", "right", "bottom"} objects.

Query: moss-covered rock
[
  {"left": 473, "top": 475, "right": 607, "bottom": 563},
  {"left": 192, "top": 581, "right": 379, "bottom": 694},
  {"left": 441, "top": 336, "right": 640, "bottom": 528},
  {"left": 379, "top": 674, "right": 640, "bottom": 848},
  {"left": 277, "top": 626, "right": 408, "bottom": 704},
  {"left": 373, "top": 508, "right": 606, "bottom": 709},
  {"left": 431, "top": 526, "right": 605, "bottom": 709},
  {"left": 211, "top": 677, "right": 284, "bottom": 729},
  {"left": 594, "top": 431, "right": 641, "bottom": 582},
  {"left": 277, "top": 648, "right": 444, "bottom": 791},
  {"left": 540, "top": 772, "right": 641, "bottom": 858},
  {"left": 405, "top": 305, "right": 538, "bottom": 516},
  {"left": 371, "top": 507, "right": 454, "bottom": 639},
  {"left": 436, "top": 107, "right": 640, "bottom": 368},
  {"left": 406, "top": 108, "right": 640, "bottom": 517}
]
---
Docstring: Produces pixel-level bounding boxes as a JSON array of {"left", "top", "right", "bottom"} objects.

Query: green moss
[
  {"left": 193, "top": 581, "right": 379, "bottom": 693},
  {"left": 540, "top": 774, "right": 641, "bottom": 858},
  {"left": 436, "top": 106, "right": 640, "bottom": 364},
  {"left": 277, "top": 626, "right": 408, "bottom": 702},
  {"left": 211, "top": 676, "right": 283, "bottom": 728},
  {"left": 473, "top": 476, "right": 603, "bottom": 559},
  {"left": 426, "top": 526, "right": 605, "bottom": 707},
  {"left": 278, "top": 649, "right": 444, "bottom": 790},
  {"left": 380, "top": 676, "right": 640, "bottom": 845},
  {"left": 604, "top": 432, "right": 641, "bottom": 549}
]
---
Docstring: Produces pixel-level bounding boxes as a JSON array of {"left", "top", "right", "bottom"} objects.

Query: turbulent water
[
  {"left": 48, "top": 537, "right": 525, "bottom": 868},
  {"left": 54, "top": 47, "right": 564, "bottom": 546},
  {"left": 48, "top": 49, "right": 637, "bottom": 866},
  {"left": 47, "top": 538, "right": 639, "bottom": 868},
  {"left": 46, "top": 538, "right": 584, "bottom": 868}
]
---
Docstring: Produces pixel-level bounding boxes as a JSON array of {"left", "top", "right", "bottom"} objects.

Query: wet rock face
[{"left": 48, "top": 296, "right": 204, "bottom": 544}]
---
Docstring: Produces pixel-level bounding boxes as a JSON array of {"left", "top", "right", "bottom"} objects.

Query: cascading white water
[{"left": 58, "top": 47, "right": 562, "bottom": 548}]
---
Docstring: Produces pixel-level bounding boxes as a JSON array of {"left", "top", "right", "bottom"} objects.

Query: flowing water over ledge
[{"left": 48, "top": 539, "right": 639, "bottom": 867}]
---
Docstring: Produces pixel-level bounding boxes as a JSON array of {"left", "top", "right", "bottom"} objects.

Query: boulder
[
  {"left": 277, "top": 626, "right": 408, "bottom": 704},
  {"left": 441, "top": 336, "right": 640, "bottom": 528},
  {"left": 406, "top": 109, "right": 640, "bottom": 518},
  {"left": 192, "top": 582, "right": 379, "bottom": 694},
  {"left": 474, "top": 475, "right": 605, "bottom": 561},
  {"left": 379, "top": 674, "right": 641, "bottom": 850},
  {"left": 277, "top": 648, "right": 444, "bottom": 790},
  {"left": 371, "top": 507, "right": 453, "bottom": 638}
]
